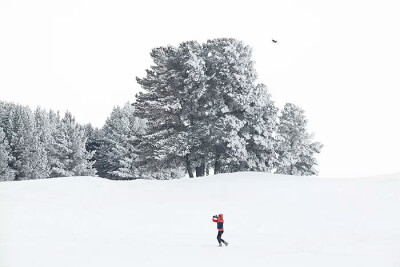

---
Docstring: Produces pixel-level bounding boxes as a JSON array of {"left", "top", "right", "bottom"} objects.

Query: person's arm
[{"left": 212, "top": 215, "right": 218, "bottom": 222}]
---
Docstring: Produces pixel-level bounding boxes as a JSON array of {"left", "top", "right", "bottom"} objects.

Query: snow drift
[{"left": 1, "top": 172, "right": 399, "bottom": 267}]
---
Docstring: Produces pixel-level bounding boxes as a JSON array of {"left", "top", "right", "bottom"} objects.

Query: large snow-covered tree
[
  {"left": 178, "top": 41, "right": 209, "bottom": 177},
  {"left": 95, "top": 103, "right": 145, "bottom": 179},
  {"left": 201, "top": 38, "right": 259, "bottom": 174},
  {"left": 275, "top": 103, "right": 323, "bottom": 175},
  {"left": 135, "top": 41, "right": 206, "bottom": 179},
  {"left": 135, "top": 38, "right": 284, "bottom": 178}
]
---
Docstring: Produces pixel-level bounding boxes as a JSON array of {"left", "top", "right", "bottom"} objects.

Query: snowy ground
[{"left": 1, "top": 172, "right": 399, "bottom": 267}]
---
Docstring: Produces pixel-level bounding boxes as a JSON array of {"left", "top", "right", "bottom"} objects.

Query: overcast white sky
[{"left": 1, "top": 0, "right": 400, "bottom": 177}]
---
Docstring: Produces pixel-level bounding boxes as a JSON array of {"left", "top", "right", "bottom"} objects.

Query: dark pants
[{"left": 217, "top": 231, "right": 225, "bottom": 244}]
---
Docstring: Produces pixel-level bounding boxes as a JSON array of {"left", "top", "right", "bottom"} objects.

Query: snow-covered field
[{"left": 1, "top": 172, "right": 399, "bottom": 267}]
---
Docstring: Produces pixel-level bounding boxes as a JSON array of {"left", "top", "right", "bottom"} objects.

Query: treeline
[
  {"left": 0, "top": 102, "right": 95, "bottom": 181},
  {"left": 0, "top": 38, "right": 323, "bottom": 181}
]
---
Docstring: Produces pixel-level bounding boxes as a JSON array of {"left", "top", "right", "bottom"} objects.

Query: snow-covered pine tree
[
  {"left": 47, "top": 111, "right": 70, "bottom": 177},
  {"left": 66, "top": 112, "right": 96, "bottom": 176},
  {"left": 2, "top": 105, "right": 22, "bottom": 178},
  {"left": 49, "top": 112, "right": 95, "bottom": 177},
  {"left": 33, "top": 107, "right": 54, "bottom": 178},
  {"left": 0, "top": 101, "right": 14, "bottom": 159},
  {"left": 135, "top": 42, "right": 206, "bottom": 179},
  {"left": 95, "top": 106, "right": 125, "bottom": 178},
  {"left": 275, "top": 103, "right": 323, "bottom": 175},
  {"left": 0, "top": 101, "right": 10, "bottom": 130},
  {"left": 84, "top": 124, "right": 101, "bottom": 157},
  {"left": 135, "top": 38, "right": 282, "bottom": 178},
  {"left": 83, "top": 123, "right": 101, "bottom": 175},
  {"left": 0, "top": 102, "right": 19, "bottom": 178},
  {"left": 113, "top": 108, "right": 146, "bottom": 179},
  {"left": 19, "top": 133, "right": 49, "bottom": 180},
  {"left": 95, "top": 103, "right": 145, "bottom": 179},
  {"left": 202, "top": 38, "right": 258, "bottom": 174},
  {"left": 179, "top": 41, "right": 209, "bottom": 177},
  {"left": 4, "top": 105, "right": 49, "bottom": 180},
  {"left": 0, "top": 127, "right": 15, "bottom": 181},
  {"left": 241, "top": 83, "right": 278, "bottom": 172},
  {"left": 34, "top": 108, "right": 54, "bottom": 153}
]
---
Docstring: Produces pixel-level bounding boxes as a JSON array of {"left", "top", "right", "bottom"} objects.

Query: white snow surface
[{"left": 1, "top": 172, "right": 400, "bottom": 267}]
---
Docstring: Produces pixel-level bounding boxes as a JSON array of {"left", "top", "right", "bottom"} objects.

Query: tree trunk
[
  {"left": 196, "top": 161, "right": 206, "bottom": 177},
  {"left": 195, "top": 166, "right": 201, "bottom": 177},
  {"left": 214, "top": 150, "right": 221, "bottom": 174},
  {"left": 185, "top": 155, "right": 194, "bottom": 178}
]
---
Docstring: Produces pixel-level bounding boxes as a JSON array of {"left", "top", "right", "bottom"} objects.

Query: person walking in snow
[{"left": 212, "top": 214, "right": 228, "bottom": 247}]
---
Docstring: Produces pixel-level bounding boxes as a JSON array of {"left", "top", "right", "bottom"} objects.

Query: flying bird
[{"left": 272, "top": 39, "right": 278, "bottom": 43}]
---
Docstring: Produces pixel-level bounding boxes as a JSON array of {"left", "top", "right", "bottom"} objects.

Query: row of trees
[
  {"left": 0, "top": 102, "right": 95, "bottom": 181},
  {"left": 0, "top": 38, "right": 323, "bottom": 181},
  {"left": 90, "top": 101, "right": 322, "bottom": 180}
]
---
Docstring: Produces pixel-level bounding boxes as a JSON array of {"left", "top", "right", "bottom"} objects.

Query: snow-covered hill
[{"left": 1, "top": 172, "right": 399, "bottom": 267}]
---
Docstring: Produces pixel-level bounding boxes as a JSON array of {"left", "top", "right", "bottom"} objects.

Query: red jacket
[{"left": 212, "top": 214, "right": 224, "bottom": 231}]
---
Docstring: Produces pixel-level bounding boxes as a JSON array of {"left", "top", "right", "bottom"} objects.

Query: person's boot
[
  {"left": 223, "top": 241, "right": 229, "bottom": 246},
  {"left": 218, "top": 243, "right": 222, "bottom": 247}
]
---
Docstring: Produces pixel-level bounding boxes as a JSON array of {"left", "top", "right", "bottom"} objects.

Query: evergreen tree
[
  {"left": 47, "top": 111, "right": 69, "bottom": 177},
  {"left": 135, "top": 38, "right": 282, "bottom": 178},
  {"left": 84, "top": 124, "right": 101, "bottom": 157},
  {"left": 0, "top": 127, "right": 15, "bottom": 181},
  {"left": 33, "top": 107, "right": 53, "bottom": 178},
  {"left": 111, "top": 107, "right": 145, "bottom": 179},
  {"left": 275, "top": 103, "right": 323, "bottom": 175},
  {"left": 83, "top": 123, "right": 101, "bottom": 175},
  {"left": 201, "top": 38, "right": 258, "bottom": 174},
  {"left": 241, "top": 83, "right": 278, "bottom": 172},
  {"left": 95, "top": 107, "right": 124, "bottom": 178},
  {"left": 0, "top": 101, "right": 11, "bottom": 134},
  {"left": 0, "top": 102, "right": 19, "bottom": 178},
  {"left": 179, "top": 41, "right": 209, "bottom": 177},
  {"left": 0, "top": 102, "right": 15, "bottom": 168},
  {"left": 6, "top": 105, "right": 48, "bottom": 180},
  {"left": 50, "top": 112, "right": 95, "bottom": 177},
  {"left": 96, "top": 104, "right": 145, "bottom": 179},
  {"left": 135, "top": 42, "right": 205, "bottom": 179},
  {"left": 19, "top": 134, "right": 49, "bottom": 180}
]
